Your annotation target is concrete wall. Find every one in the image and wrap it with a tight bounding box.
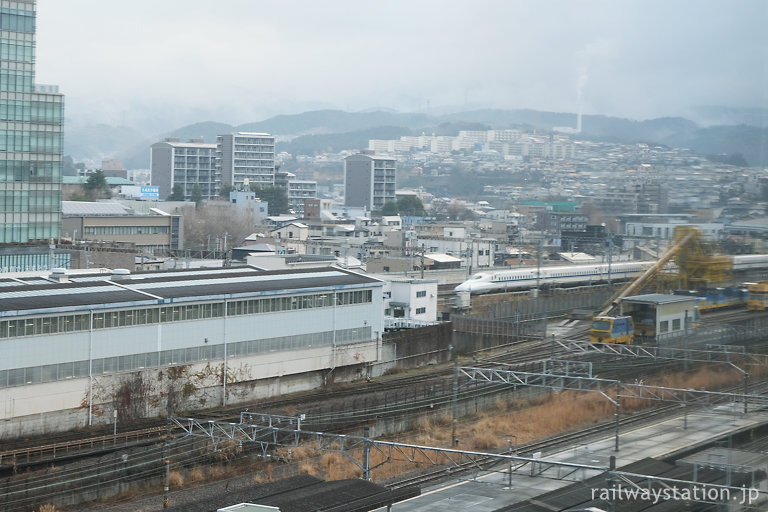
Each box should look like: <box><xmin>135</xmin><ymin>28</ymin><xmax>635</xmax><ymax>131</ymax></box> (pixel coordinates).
<box><xmin>150</xmin><ymin>143</ymin><xmax>173</xmax><ymax>198</ymax></box>
<box><xmin>344</xmin><ymin>156</ymin><xmax>372</xmax><ymax>208</ymax></box>
<box><xmin>1</xmin><ymin>299</ymin><xmax>382</xmax><ymax>371</ymax></box>
<box><xmin>382</xmin><ymin>323</ymin><xmax>453</xmax><ymax>366</ymax></box>
<box><xmin>0</xmin><ymin>338</ymin><xmax>379</xmax><ymax>438</ymax></box>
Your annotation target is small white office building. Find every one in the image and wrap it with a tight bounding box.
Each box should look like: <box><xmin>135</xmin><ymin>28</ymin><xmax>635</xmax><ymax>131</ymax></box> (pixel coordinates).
<box><xmin>381</xmin><ymin>277</ymin><xmax>439</xmax><ymax>329</ymax></box>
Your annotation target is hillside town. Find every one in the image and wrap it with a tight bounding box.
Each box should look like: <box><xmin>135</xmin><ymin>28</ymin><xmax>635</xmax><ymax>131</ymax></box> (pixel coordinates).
<box><xmin>4</xmin><ymin>2</ymin><xmax>768</xmax><ymax>511</ymax></box>
<box><xmin>33</xmin><ymin>126</ymin><xmax>764</xmax><ymax>328</ymax></box>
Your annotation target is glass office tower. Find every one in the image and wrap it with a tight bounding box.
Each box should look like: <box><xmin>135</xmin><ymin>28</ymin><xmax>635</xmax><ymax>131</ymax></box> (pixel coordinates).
<box><xmin>0</xmin><ymin>0</ymin><xmax>64</xmax><ymax>243</ymax></box>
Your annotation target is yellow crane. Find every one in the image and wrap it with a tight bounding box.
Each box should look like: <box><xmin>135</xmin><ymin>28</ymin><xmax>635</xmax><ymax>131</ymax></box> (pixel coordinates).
<box><xmin>597</xmin><ymin>227</ymin><xmax>699</xmax><ymax>318</ymax></box>
<box><xmin>590</xmin><ymin>226</ymin><xmax>728</xmax><ymax>344</ymax></box>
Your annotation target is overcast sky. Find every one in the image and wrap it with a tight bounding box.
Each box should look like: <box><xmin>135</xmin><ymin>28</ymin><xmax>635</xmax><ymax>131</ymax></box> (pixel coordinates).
<box><xmin>36</xmin><ymin>0</ymin><xmax>767</xmax><ymax>132</ymax></box>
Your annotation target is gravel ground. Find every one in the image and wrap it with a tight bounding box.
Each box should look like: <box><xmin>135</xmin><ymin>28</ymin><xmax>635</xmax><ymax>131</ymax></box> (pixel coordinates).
<box><xmin>79</xmin><ymin>470</ymin><xmax>261</xmax><ymax>512</ymax></box>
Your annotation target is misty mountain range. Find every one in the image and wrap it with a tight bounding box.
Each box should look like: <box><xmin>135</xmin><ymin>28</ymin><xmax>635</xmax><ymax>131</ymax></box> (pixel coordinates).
<box><xmin>64</xmin><ymin>107</ymin><xmax>768</xmax><ymax>169</ymax></box>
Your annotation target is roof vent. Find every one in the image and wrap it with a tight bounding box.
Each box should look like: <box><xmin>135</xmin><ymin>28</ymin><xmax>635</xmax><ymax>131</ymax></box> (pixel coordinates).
<box><xmin>49</xmin><ymin>268</ymin><xmax>69</xmax><ymax>283</ymax></box>
<box><xmin>111</xmin><ymin>268</ymin><xmax>131</xmax><ymax>281</ymax></box>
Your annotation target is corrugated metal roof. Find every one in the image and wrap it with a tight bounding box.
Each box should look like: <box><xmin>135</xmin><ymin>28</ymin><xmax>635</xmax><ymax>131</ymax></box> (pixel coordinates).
<box><xmin>622</xmin><ymin>293</ymin><xmax>701</xmax><ymax>305</ymax></box>
<box><xmin>0</xmin><ymin>267</ymin><xmax>382</xmax><ymax>314</ymax></box>
<box><xmin>61</xmin><ymin>201</ymin><xmax>131</xmax><ymax>216</ymax></box>
<box><xmin>425</xmin><ymin>253</ymin><xmax>462</xmax><ymax>263</ymax></box>
<box><xmin>166</xmin><ymin>474</ymin><xmax>419</xmax><ymax>512</ymax></box>
<box><xmin>0</xmin><ymin>282</ymin><xmax>151</xmax><ymax>313</ymax></box>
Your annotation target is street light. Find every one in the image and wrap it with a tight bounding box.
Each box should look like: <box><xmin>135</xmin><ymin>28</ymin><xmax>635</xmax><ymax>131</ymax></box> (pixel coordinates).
<box><xmin>505</xmin><ymin>434</ymin><xmax>517</xmax><ymax>489</ymax></box>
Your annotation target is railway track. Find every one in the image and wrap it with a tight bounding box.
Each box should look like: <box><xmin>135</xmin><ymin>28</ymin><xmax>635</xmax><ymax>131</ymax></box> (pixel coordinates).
<box><xmin>386</xmin><ymin>403</ymin><xmax>681</xmax><ymax>490</ymax></box>
<box><xmin>2</xmin><ymin>320</ymin><xmax>768</xmax><ymax>511</ymax></box>
<box><xmin>2</xmin><ymin>325</ymin><xmax>761</xmax><ymax>471</ymax></box>
<box><xmin>3</xmin><ymin>304</ymin><xmax>763</xmax><ymax>456</ymax></box>
<box><xmin>0</xmin><ymin>338</ymin><xmax>542</xmax><ymax>470</ymax></box>
<box><xmin>387</xmin><ymin>377</ymin><xmax>768</xmax><ymax>491</ymax></box>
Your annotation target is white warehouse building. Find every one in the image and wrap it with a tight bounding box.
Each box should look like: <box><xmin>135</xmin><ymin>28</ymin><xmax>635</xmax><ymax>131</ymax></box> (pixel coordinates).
<box><xmin>0</xmin><ymin>266</ymin><xmax>384</xmax><ymax>437</ymax></box>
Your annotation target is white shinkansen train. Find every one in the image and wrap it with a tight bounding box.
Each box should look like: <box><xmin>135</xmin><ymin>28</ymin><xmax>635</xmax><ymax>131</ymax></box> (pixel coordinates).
<box><xmin>454</xmin><ymin>254</ymin><xmax>768</xmax><ymax>295</ymax></box>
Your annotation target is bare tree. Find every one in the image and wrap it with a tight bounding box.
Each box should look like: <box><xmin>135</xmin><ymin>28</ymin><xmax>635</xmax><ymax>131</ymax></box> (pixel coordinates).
<box><xmin>446</xmin><ymin>201</ymin><xmax>476</xmax><ymax>221</ymax></box>
<box><xmin>182</xmin><ymin>204</ymin><xmax>256</xmax><ymax>252</ymax></box>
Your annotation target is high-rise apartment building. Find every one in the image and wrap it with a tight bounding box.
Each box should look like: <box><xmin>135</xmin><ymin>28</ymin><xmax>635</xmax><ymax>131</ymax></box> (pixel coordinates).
<box><xmin>217</xmin><ymin>132</ymin><xmax>275</xmax><ymax>190</ymax></box>
<box><xmin>0</xmin><ymin>1</ymin><xmax>64</xmax><ymax>243</ymax></box>
<box><xmin>274</xmin><ymin>169</ymin><xmax>317</xmax><ymax>215</ymax></box>
<box><xmin>344</xmin><ymin>153</ymin><xmax>396</xmax><ymax>210</ymax></box>
<box><xmin>150</xmin><ymin>139</ymin><xmax>218</xmax><ymax>200</ymax></box>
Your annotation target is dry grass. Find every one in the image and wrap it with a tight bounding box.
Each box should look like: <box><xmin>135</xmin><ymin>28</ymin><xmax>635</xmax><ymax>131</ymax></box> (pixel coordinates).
<box><xmin>620</xmin><ymin>366</ymin><xmax>743</xmax><ymax>412</ymax></box>
<box><xmin>167</xmin><ymin>470</ymin><xmax>184</xmax><ymax>489</ymax></box>
<box><xmin>213</xmin><ymin>440</ymin><xmax>242</xmax><ymax>461</ymax></box>
<box><xmin>149</xmin><ymin>364</ymin><xmax>754</xmax><ymax>488</ymax></box>
<box><xmin>38</xmin><ymin>505</ymin><xmax>57</xmax><ymax>512</ymax></box>
<box><xmin>449</xmin><ymin>364</ymin><xmax>748</xmax><ymax>452</ymax></box>
<box><xmin>284</xmin><ymin>363</ymin><xmax>753</xmax><ymax>482</ymax></box>
<box><xmin>298</xmin><ymin>461</ymin><xmax>319</xmax><ymax>476</ymax></box>
<box><xmin>383</xmin><ymin>366</ymin><xmax>406</xmax><ymax>376</ymax></box>
<box><xmin>188</xmin><ymin>467</ymin><xmax>205</xmax><ymax>483</ymax></box>
<box><xmin>205</xmin><ymin>465</ymin><xmax>226</xmax><ymax>480</ymax></box>
<box><xmin>285</xmin><ymin>445</ymin><xmax>322</xmax><ymax>461</ymax></box>
<box><xmin>320</xmin><ymin>453</ymin><xmax>357</xmax><ymax>480</ymax></box>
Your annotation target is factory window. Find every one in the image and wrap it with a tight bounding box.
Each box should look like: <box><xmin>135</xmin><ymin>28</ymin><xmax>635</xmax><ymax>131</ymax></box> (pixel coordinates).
<box><xmin>672</xmin><ymin>319</ymin><xmax>681</xmax><ymax>331</ymax></box>
<box><xmin>416</xmin><ymin>290</ymin><xmax>427</xmax><ymax>298</ymax></box>
<box><xmin>415</xmin><ymin>307</ymin><xmax>426</xmax><ymax>314</ymax></box>
<box><xmin>224</xmin><ymin>290</ymin><xmax>373</xmax><ymax>318</ymax></box>
<box><xmin>60</xmin><ymin>315</ymin><xmax>73</xmax><ymax>332</ymax></box>
<box><xmin>659</xmin><ymin>320</ymin><xmax>669</xmax><ymax>333</ymax></box>
<box><xmin>0</xmin><ymin>289</ymin><xmax>374</xmax><ymax>341</ymax></box>
<box><xmin>0</xmin><ymin>324</ymin><xmax>374</xmax><ymax>389</ymax></box>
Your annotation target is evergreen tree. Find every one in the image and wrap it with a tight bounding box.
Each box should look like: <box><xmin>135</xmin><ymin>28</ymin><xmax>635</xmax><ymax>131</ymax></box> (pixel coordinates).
<box><xmin>250</xmin><ymin>184</ymin><xmax>289</xmax><ymax>215</ymax></box>
<box><xmin>380</xmin><ymin>200</ymin><xmax>399</xmax><ymax>216</ymax></box>
<box><xmin>167</xmin><ymin>183</ymin><xmax>186</xmax><ymax>201</ymax></box>
<box><xmin>190</xmin><ymin>184</ymin><xmax>203</xmax><ymax>207</ymax></box>
<box><xmin>83</xmin><ymin>170</ymin><xmax>110</xmax><ymax>200</ymax></box>
<box><xmin>397</xmin><ymin>196</ymin><xmax>426</xmax><ymax>216</ymax></box>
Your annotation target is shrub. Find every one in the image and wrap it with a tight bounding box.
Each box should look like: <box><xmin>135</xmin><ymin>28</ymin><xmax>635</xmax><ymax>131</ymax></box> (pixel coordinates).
<box><xmin>168</xmin><ymin>470</ymin><xmax>184</xmax><ymax>489</ymax></box>
<box><xmin>188</xmin><ymin>467</ymin><xmax>204</xmax><ymax>482</ymax></box>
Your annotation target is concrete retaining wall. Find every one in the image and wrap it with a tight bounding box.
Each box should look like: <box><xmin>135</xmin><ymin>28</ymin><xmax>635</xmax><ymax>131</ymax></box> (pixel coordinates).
<box><xmin>0</xmin><ymin>340</ymin><xmax>377</xmax><ymax>439</ymax></box>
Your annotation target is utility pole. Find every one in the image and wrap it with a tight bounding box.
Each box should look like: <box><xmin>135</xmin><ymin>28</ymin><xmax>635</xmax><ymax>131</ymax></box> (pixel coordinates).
<box><xmin>363</xmin><ymin>426</ymin><xmax>371</xmax><ymax>481</ymax></box>
<box><xmin>607</xmin><ymin>235</ymin><xmax>613</xmax><ymax>287</ymax></box>
<box><xmin>420</xmin><ymin>244</ymin><xmax>425</xmax><ymax>279</ymax></box>
<box><xmin>532</xmin><ymin>238</ymin><xmax>542</xmax><ymax>298</ymax></box>
<box><xmin>465</xmin><ymin>236</ymin><xmax>472</xmax><ymax>278</ymax></box>
<box><xmin>451</xmin><ymin>362</ymin><xmax>459</xmax><ymax>447</ymax></box>
<box><xmin>163</xmin><ymin>458</ymin><xmax>170</xmax><ymax>508</ymax></box>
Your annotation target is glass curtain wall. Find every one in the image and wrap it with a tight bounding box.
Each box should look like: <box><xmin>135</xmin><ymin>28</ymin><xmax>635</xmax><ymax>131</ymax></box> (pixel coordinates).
<box><xmin>0</xmin><ymin>1</ymin><xmax>64</xmax><ymax>243</ymax></box>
